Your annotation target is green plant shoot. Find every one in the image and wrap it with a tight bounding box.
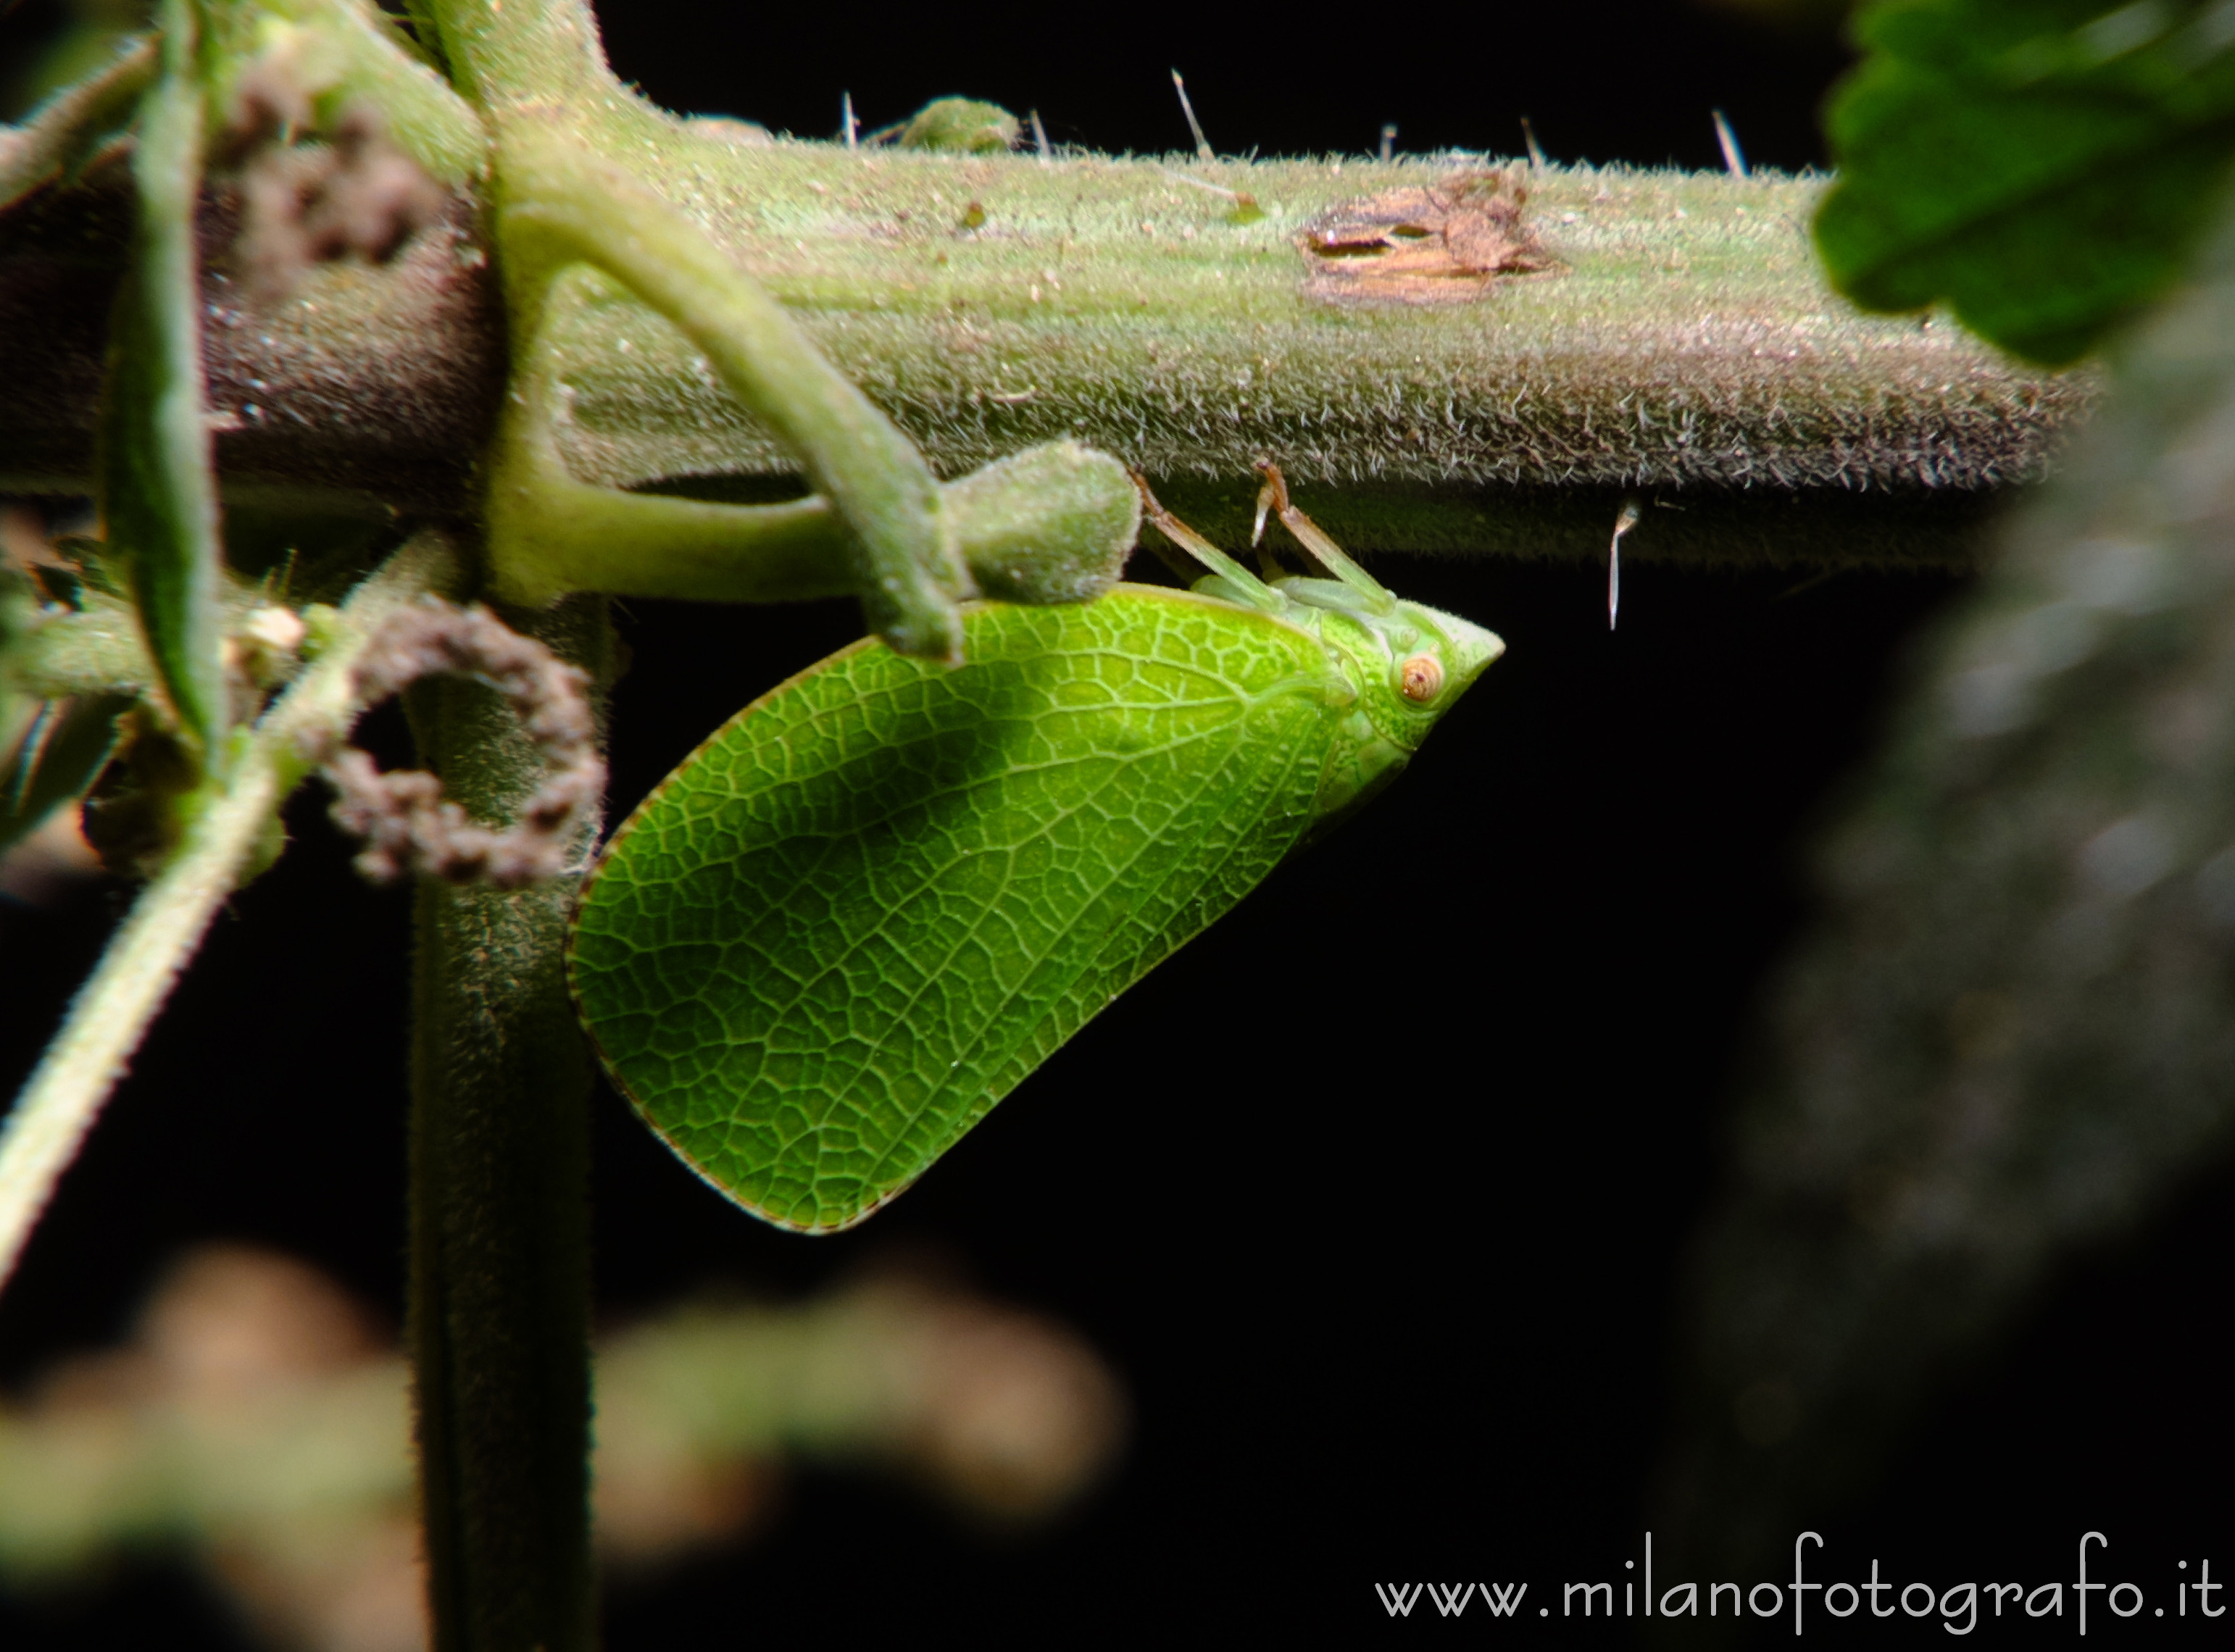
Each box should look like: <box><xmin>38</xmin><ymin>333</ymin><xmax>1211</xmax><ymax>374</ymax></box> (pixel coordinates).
<box><xmin>566</xmin><ymin>470</ymin><xmax>1504</xmax><ymax>1232</ymax></box>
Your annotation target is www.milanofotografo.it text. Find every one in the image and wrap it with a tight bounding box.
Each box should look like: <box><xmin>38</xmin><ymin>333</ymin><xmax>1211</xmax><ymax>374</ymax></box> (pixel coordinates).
<box><xmin>1375</xmin><ymin>1535</ymin><xmax>2226</xmax><ymax>1632</ymax></box>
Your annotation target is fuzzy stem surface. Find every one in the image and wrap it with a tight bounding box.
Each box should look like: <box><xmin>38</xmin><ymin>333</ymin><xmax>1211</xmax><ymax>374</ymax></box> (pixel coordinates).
<box><xmin>1</xmin><ymin>156</ymin><xmax>2090</xmax><ymax>567</ymax></box>
<box><xmin>404</xmin><ymin>592</ymin><xmax>609</xmax><ymax>1652</ymax></box>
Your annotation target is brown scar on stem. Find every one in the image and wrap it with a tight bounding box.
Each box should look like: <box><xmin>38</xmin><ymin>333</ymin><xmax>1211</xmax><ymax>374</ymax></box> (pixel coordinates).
<box><xmin>1295</xmin><ymin>170</ymin><xmax>1557</xmax><ymax>306</ymax></box>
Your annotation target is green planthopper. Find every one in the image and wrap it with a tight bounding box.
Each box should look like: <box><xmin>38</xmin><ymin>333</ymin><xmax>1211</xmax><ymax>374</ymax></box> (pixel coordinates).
<box><xmin>567</xmin><ymin>467</ymin><xmax>1504</xmax><ymax>1231</ymax></box>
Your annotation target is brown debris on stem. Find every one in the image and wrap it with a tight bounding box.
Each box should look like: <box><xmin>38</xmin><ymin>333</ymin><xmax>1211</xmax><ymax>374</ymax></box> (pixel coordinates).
<box><xmin>224</xmin><ymin>64</ymin><xmax>449</xmax><ymax>308</ymax></box>
<box><xmin>1297</xmin><ymin>170</ymin><xmax>1555</xmax><ymax>306</ymax></box>
<box><xmin>305</xmin><ymin>600</ymin><xmax>602</xmax><ymax>889</ymax></box>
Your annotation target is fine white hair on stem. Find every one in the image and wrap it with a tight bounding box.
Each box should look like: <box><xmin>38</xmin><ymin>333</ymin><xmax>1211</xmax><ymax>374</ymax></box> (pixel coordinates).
<box><xmin>1170</xmin><ymin>69</ymin><xmax>1213</xmax><ymax>162</ymax></box>
<box><xmin>1610</xmin><ymin>500</ymin><xmax>1642</xmax><ymax>630</ymax></box>
<box><xmin>1714</xmin><ymin>109</ymin><xmax>1748</xmax><ymax>179</ymax></box>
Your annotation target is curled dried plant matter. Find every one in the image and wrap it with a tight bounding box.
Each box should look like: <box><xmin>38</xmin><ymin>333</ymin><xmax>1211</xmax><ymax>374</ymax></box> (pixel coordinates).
<box><xmin>228</xmin><ymin>78</ymin><xmax>449</xmax><ymax>307</ymax></box>
<box><xmin>1297</xmin><ymin>170</ymin><xmax>1554</xmax><ymax>306</ymax></box>
<box><xmin>307</xmin><ymin>600</ymin><xmax>602</xmax><ymax>889</ymax></box>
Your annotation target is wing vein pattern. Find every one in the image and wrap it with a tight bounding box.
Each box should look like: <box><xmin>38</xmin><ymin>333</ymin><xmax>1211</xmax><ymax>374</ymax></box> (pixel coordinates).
<box><xmin>570</xmin><ymin>592</ymin><xmax>1334</xmax><ymax>1230</ymax></box>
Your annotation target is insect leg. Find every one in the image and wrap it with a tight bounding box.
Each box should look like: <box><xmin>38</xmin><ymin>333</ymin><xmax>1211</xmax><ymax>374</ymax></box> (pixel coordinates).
<box><xmin>1132</xmin><ymin>512</ymin><xmax>1202</xmax><ymax>584</ymax></box>
<box><xmin>1130</xmin><ymin>474</ymin><xmax>1287</xmax><ymax>612</ymax></box>
<box><xmin>1252</xmin><ymin>464</ymin><xmax>1397</xmax><ymax>615</ymax></box>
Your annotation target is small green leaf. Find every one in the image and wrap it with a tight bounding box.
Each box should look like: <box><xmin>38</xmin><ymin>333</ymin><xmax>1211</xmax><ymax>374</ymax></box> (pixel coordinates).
<box><xmin>99</xmin><ymin>0</ymin><xmax>228</xmax><ymax>762</ymax></box>
<box><xmin>1</xmin><ymin>537</ymin><xmax>129</xmax><ymax>854</ymax></box>
<box><xmin>1817</xmin><ymin>0</ymin><xmax>2235</xmax><ymax>364</ymax></box>
<box><xmin>1</xmin><ymin>694</ymin><xmax>130</xmax><ymax>855</ymax></box>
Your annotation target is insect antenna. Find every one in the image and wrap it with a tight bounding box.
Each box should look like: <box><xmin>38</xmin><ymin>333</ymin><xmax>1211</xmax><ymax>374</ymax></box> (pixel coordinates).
<box><xmin>1130</xmin><ymin>474</ymin><xmax>1284</xmax><ymax>611</ymax></box>
<box><xmin>1252</xmin><ymin>464</ymin><xmax>1397</xmax><ymax>614</ymax></box>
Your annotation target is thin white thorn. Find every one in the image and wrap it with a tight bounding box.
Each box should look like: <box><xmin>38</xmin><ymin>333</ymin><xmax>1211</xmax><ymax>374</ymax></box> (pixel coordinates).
<box><xmin>842</xmin><ymin>91</ymin><xmax>857</xmax><ymax>151</ymax></box>
<box><xmin>1154</xmin><ymin>165</ymin><xmax>1241</xmax><ymax>200</ymax></box>
<box><xmin>1171</xmin><ymin>69</ymin><xmax>1214</xmax><ymax>162</ymax></box>
<box><xmin>1713</xmin><ymin>109</ymin><xmax>1747</xmax><ymax>179</ymax></box>
<box><xmin>1520</xmin><ymin>115</ymin><xmax>1548</xmax><ymax>168</ymax></box>
<box><xmin>1609</xmin><ymin>501</ymin><xmax>1641</xmax><ymax>630</ymax></box>
<box><xmin>1031</xmin><ymin>108</ymin><xmax>1052</xmax><ymax>164</ymax></box>
<box><xmin>1379</xmin><ymin>123</ymin><xmax>1397</xmax><ymax>163</ymax></box>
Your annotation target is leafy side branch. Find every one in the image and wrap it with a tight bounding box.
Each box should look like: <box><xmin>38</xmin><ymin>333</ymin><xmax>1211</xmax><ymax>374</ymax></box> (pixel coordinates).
<box><xmin>0</xmin><ymin>531</ymin><xmax>459</xmax><ymax>1286</ymax></box>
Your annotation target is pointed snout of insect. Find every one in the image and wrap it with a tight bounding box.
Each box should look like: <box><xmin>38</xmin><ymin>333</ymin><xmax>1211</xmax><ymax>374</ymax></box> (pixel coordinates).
<box><xmin>1429</xmin><ymin>608</ymin><xmax>1506</xmax><ymax>693</ymax></box>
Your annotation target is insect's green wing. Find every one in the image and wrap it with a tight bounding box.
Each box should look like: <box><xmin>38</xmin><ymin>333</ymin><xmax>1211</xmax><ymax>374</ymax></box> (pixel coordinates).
<box><xmin>568</xmin><ymin>587</ymin><xmax>1340</xmax><ymax>1231</ymax></box>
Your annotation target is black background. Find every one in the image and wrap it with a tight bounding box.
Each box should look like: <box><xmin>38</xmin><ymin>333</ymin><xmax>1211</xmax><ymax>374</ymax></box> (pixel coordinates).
<box><xmin>4</xmin><ymin>1</ymin><xmax>2231</xmax><ymax>1643</ymax></box>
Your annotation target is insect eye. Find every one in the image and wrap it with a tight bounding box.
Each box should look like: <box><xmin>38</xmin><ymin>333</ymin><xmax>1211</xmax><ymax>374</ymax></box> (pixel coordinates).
<box><xmin>1399</xmin><ymin>652</ymin><xmax>1444</xmax><ymax>702</ymax></box>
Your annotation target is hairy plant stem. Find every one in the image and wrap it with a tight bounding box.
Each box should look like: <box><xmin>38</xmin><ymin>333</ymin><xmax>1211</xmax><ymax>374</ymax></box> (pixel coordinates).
<box><xmin>0</xmin><ymin>533</ymin><xmax>456</xmax><ymax>1291</ymax></box>
<box><xmin>394</xmin><ymin>12</ymin><xmax>619</xmax><ymax>1646</ymax></box>
<box><xmin>404</xmin><ymin>592</ymin><xmax>609</xmax><ymax>1652</ymax></box>
<box><xmin>1</xmin><ymin>153</ymin><xmax>2091</xmax><ymax>566</ymax></box>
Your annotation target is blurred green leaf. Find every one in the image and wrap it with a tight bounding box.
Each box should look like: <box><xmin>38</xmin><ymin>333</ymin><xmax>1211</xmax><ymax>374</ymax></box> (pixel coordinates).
<box><xmin>1818</xmin><ymin>0</ymin><xmax>2235</xmax><ymax>363</ymax></box>
<box><xmin>1</xmin><ymin>693</ymin><xmax>128</xmax><ymax>854</ymax></box>
<box><xmin>98</xmin><ymin>0</ymin><xmax>226</xmax><ymax>761</ymax></box>
<box><xmin>0</xmin><ymin>31</ymin><xmax>154</xmax><ymax>210</ymax></box>
<box><xmin>1667</xmin><ymin>166</ymin><xmax>2235</xmax><ymax>1577</ymax></box>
